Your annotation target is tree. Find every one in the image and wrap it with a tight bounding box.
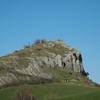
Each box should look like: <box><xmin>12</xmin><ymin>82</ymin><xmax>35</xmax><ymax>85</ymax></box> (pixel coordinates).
<box><xmin>16</xmin><ymin>86</ymin><xmax>36</xmax><ymax>100</ymax></box>
<box><xmin>82</xmin><ymin>70</ymin><xmax>89</xmax><ymax>76</ymax></box>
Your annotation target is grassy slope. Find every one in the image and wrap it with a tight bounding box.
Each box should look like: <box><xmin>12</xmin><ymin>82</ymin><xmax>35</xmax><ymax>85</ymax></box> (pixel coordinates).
<box><xmin>0</xmin><ymin>42</ymin><xmax>99</xmax><ymax>100</ymax></box>
<box><xmin>0</xmin><ymin>83</ymin><xmax>100</xmax><ymax>100</ymax></box>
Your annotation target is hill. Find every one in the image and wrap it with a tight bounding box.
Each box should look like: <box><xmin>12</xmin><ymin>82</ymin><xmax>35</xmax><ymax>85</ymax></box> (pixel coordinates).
<box><xmin>0</xmin><ymin>40</ymin><xmax>96</xmax><ymax>87</ymax></box>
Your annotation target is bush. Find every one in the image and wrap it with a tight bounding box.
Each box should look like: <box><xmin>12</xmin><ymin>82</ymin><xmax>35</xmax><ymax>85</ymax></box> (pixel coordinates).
<box><xmin>41</xmin><ymin>39</ymin><xmax>47</xmax><ymax>43</ymax></box>
<box><xmin>24</xmin><ymin>45</ymin><xmax>31</xmax><ymax>49</ymax></box>
<box><xmin>16</xmin><ymin>86</ymin><xmax>36</xmax><ymax>100</ymax></box>
<box><xmin>34</xmin><ymin>39</ymin><xmax>41</xmax><ymax>44</ymax></box>
<box><xmin>14</xmin><ymin>50</ymin><xmax>19</xmax><ymax>53</ymax></box>
<box><xmin>81</xmin><ymin>70</ymin><xmax>89</xmax><ymax>76</ymax></box>
<box><xmin>34</xmin><ymin>39</ymin><xmax>47</xmax><ymax>45</ymax></box>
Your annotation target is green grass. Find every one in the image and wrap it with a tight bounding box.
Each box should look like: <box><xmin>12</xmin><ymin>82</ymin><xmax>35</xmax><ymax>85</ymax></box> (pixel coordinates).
<box><xmin>0</xmin><ymin>83</ymin><xmax>100</xmax><ymax>100</ymax></box>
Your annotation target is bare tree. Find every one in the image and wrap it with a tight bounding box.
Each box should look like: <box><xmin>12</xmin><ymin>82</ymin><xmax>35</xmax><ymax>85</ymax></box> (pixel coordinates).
<box><xmin>16</xmin><ymin>86</ymin><xmax>36</xmax><ymax>100</ymax></box>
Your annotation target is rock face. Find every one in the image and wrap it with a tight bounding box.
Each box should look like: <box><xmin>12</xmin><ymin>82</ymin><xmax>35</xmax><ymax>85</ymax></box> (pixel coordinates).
<box><xmin>0</xmin><ymin>40</ymin><xmax>87</xmax><ymax>87</ymax></box>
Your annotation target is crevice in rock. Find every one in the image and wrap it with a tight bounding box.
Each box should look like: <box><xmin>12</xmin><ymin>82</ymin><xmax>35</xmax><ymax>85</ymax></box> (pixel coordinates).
<box><xmin>79</xmin><ymin>54</ymin><xmax>82</xmax><ymax>63</ymax></box>
<box><xmin>73</xmin><ymin>53</ymin><xmax>77</xmax><ymax>62</ymax></box>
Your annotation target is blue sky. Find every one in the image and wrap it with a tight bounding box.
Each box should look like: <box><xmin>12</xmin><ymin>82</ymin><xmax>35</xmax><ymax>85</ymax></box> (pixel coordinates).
<box><xmin>0</xmin><ymin>0</ymin><xmax>100</xmax><ymax>83</ymax></box>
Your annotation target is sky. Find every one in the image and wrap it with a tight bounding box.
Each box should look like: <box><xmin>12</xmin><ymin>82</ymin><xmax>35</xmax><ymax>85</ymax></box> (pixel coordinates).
<box><xmin>0</xmin><ymin>0</ymin><xmax>100</xmax><ymax>83</ymax></box>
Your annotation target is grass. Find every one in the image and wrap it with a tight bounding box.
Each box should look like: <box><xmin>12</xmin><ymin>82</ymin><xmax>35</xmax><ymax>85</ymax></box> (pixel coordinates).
<box><xmin>0</xmin><ymin>41</ymin><xmax>99</xmax><ymax>100</ymax></box>
<box><xmin>0</xmin><ymin>83</ymin><xmax>100</xmax><ymax>100</ymax></box>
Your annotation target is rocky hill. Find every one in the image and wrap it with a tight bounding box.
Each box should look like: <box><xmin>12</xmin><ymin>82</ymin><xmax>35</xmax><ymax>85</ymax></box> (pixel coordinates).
<box><xmin>0</xmin><ymin>40</ymin><xmax>91</xmax><ymax>88</ymax></box>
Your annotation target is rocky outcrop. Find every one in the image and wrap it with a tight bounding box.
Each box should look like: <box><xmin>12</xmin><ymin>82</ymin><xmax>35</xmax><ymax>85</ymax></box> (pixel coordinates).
<box><xmin>0</xmin><ymin>40</ymin><xmax>87</xmax><ymax>87</ymax></box>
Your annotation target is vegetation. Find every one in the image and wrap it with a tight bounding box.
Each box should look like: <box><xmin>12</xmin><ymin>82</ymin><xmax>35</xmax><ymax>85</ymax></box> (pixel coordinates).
<box><xmin>0</xmin><ymin>40</ymin><xmax>99</xmax><ymax>100</ymax></box>
<box><xmin>0</xmin><ymin>83</ymin><xmax>100</xmax><ymax>100</ymax></box>
<box><xmin>16</xmin><ymin>86</ymin><xmax>36</xmax><ymax>100</ymax></box>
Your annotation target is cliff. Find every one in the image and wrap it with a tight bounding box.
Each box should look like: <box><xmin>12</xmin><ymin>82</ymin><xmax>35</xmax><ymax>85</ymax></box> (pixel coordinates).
<box><xmin>0</xmin><ymin>40</ymin><xmax>89</xmax><ymax>87</ymax></box>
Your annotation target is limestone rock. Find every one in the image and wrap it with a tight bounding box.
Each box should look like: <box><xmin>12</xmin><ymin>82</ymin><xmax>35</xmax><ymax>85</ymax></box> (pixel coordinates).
<box><xmin>0</xmin><ymin>40</ymin><xmax>87</xmax><ymax>87</ymax></box>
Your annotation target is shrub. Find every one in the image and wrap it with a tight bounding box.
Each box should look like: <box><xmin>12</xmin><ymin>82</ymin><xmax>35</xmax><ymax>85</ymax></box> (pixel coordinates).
<box><xmin>41</xmin><ymin>39</ymin><xmax>47</xmax><ymax>43</ymax></box>
<box><xmin>14</xmin><ymin>50</ymin><xmax>19</xmax><ymax>53</ymax></box>
<box><xmin>16</xmin><ymin>86</ymin><xmax>36</xmax><ymax>100</ymax></box>
<box><xmin>81</xmin><ymin>70</ymin><xmax>89</xmax><ymax>76</ymax></box>
<box><xmin>24</xmin><ymin>45</ymin><xmax>31</xmax><ymax>49</ymax></box>
<box><xmin>34</xmin><ymin>39</ymin><xmax>47</xmax><ymax>45</ymax></box>
<box><xmin>34</xmin><ymin>39</ymin><xmax>41</xmax><ymax>44</ymax></box>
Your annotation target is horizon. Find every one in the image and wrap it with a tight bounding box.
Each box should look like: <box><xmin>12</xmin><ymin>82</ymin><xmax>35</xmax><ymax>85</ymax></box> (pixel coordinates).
<box><xmin>0</xmin><ymin>0</ymin><xmax>100</xmax><ymax>83</ymax></box>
